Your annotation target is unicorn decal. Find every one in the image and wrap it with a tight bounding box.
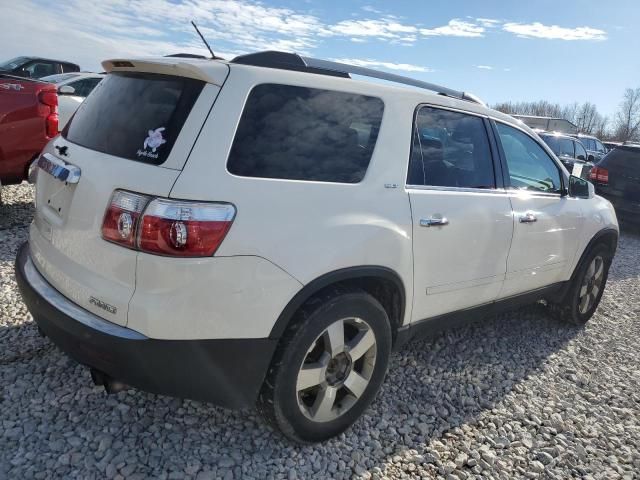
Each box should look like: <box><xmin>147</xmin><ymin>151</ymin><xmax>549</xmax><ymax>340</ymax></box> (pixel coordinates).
<box><xmin>143</xmin><ymin>127</ymin><xmax>166</xmax><ymax>152</ymax></box>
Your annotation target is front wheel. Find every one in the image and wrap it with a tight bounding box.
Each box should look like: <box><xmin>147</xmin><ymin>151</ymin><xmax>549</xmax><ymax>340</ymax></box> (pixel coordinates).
<box><xmin>258</xmin><ymin>288</ymin><xmax>392</xmax><ymax>443</ymax></box>
<box><xmin>550</xmin><ymin>244</ymin><xmax>612</xmax><ymax>325</ymax></box>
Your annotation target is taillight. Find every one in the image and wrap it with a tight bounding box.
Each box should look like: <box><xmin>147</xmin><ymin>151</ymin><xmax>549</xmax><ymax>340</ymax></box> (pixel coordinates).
<box><xmin>38</xmin><ymin>90</ymin><xmax>59</xmax><ymax>137</ymax></box>
<box><xmin>589</xmin><ymin>166</ymin><xmax>609</xmax><ymax>184</ymax></box>
<box><xmin>101</xmin><ymin>190</ymin><xmax>236</xmax><ymax>257</ymax></box>
<box><xmin>39</xmin><ymin>91</ymin><xmax>58</xmax><ymax>108</ymax></box>
<box><xmin>102</xmin><ymin>191</ymin><xmax>150</xmax><ymax>248</ymax></box>
<box><xmin>138</xmin><ymin>199</ymin><xmax>236</xmax><ymax>257</ymax></box>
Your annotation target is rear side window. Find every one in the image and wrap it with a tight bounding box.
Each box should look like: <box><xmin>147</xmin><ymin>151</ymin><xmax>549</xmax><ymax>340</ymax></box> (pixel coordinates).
<box><xmin>227</xmin><ymin>84</ymin><xmax>384</xmax><ymax>183</ymax></box>
<box><xmin>63</xmin><ymin>72</ymin><xmax>204</xmax><ymax>165</ymax></box>
<box><xmin>408</xmin><ymin>106</ymin><xmax>495</xmax><ymax>189</ymax></box>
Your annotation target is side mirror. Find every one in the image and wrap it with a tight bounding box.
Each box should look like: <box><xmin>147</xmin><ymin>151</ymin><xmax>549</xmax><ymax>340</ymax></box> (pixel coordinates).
<box><xmin>568</xmin><ymin>175</ymin><xmax>593</xmax><ymax>199</ymax></box>
<box><xmin>58</xmin><ymin>85</ymin><xmax>75</xmax><ymax>95</ymax></box>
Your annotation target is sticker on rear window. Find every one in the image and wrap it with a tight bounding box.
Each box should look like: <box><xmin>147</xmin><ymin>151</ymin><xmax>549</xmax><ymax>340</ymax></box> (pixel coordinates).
<box><xmin>137</xmin><ymin>127</ymin><xmax>166</xmax><ymax>159</ymax></box>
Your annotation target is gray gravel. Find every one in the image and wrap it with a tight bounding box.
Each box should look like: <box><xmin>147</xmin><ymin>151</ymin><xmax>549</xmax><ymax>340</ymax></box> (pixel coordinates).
<box><xmin>1</xmin><ymin>182</ymin><xmax>639</xmax><ymax>479</ymax></box>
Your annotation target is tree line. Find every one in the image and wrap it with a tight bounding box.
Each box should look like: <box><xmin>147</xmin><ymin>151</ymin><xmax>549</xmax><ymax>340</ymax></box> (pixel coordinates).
<box><xmin>493</xmin><ymin>87</ymin><xmax>640</xmax><ymax>142</ymax></box>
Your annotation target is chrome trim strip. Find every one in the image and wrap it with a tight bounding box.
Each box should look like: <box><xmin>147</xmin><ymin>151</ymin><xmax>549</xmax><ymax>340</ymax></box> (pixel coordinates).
<box><xmin>23</xmin><ymin>252</ymin><xmax>147</xmax><ymax>340</ymax></box>
<box><xmin>37</xmin><ymin>153</ymin><xmax>81</xmax><ymax>184</ymax></box>
<box><xmin>406</xmin><ymin>185</ymin><xmax>508</xmax><ymax>194</ymax></box>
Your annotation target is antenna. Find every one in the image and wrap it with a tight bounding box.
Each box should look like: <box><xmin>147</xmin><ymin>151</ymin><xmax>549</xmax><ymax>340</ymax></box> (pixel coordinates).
<box><xmin>191</xmin><ymin>21</ymin><xmax>216</xmax><ymax>59</ymax></box>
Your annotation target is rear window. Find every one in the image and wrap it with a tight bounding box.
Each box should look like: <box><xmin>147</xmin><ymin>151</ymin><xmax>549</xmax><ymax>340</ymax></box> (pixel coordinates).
<box><xmin>600</xmin><ymin>147</ymin><xmax>640</xmax><ymax>171</ymax></box>
<box><xmin>63</xmin><ymin>72</ymin><xmax>204</xmax><ymax>165</ymax></box>
<box><xmin>227</xmin><ymin>84</ymin><xmax>384</xmax><ymax>183</ymax></box>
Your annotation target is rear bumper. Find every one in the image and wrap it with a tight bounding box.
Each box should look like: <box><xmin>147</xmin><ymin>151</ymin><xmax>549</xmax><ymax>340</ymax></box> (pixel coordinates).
<box><xmin>15</xmin><ymin>242</ymin><xmax>276</xmax><ymax>409</ymax></box>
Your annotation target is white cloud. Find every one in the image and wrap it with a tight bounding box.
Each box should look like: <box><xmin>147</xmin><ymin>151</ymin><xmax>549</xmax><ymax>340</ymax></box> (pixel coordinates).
<box><xmin>329</xmin><ymin>18</ymin><xmax>418</xmax><ymax>44</ymax></box>
<box><xmin>362</xmin><ymin>5</ymin><xmax>383</xmax><ymax>14</ymax></box>
<box><xmin>476</xmin><ymin>18</ymin><xmax>501</xmax><ymax>28</ymax></box>
<box><xmin>475</xmin><ymin>65</ymin><xmax>493</xmax><ymax>70</ymax></box>
<box><xmin>421</xmin><ymin>19</ymin><xmax>485</xmax><ymax>38</ymax></box>
<box><xmin>502</xmin><ymin>22</ymin><xmax>607</xmax><ymax>40</ymax></box>
<box><xmin>332</xmin><ymin>58</ymin><xmax>431</xmax><ymax>73</ymax></box>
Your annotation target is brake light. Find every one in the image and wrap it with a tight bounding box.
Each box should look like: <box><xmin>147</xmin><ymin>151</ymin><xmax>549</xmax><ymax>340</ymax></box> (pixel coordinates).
<box><xmin>102</xmin><ymin>191</ymin><xmax>150</xmax><ymax>248</ymax></box>
<box><xmin>101</xmin><ymin>191</ymin><xmax>236</xmax><ymax>257</ymax></box>
<box><xmin>38</xmin><ymin>90</ymin><xmax>59</xmax><ymax>137</ymax></box>
<box><xmin>589</xmin><ymin>166</ymin><xmax>609</xmax><ymax>184</ymax></box>
<box><xmin>138</xmin><ymin>199</ymin><xmax>236</xmax><ymax>257</ymax></box>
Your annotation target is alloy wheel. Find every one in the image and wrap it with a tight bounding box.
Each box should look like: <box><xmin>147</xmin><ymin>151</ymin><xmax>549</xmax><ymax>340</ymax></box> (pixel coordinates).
<box><xmin>578</xmin><ymin>255</ymin><xmax>605</xmax><ymax>314</ymax></box>
<box><xmin>296</xmin><ymin>317</ymin><xmax>377</xmax><ymax>422</ymax></box>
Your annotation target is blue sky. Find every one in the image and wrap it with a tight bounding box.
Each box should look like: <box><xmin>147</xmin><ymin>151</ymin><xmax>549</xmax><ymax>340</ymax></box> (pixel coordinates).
<box><xmin>1</xmin><ymin>0</ymin><xmax>638</xmax><ymax>117</ymax></box>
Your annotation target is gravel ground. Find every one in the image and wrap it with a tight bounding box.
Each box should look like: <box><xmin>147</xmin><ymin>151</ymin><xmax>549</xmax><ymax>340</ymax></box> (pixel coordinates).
<box><xmin>1</xmin><ymin>182</ymin><xmax>639</xmax><ymax>480</ymax></box>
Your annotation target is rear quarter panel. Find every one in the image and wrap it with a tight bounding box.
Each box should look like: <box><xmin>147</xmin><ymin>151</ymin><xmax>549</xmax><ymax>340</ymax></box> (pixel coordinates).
<box><xmin>169</xmin><ymin>66</ymin><xmax>416</xmax><ymax>327</ymax></box>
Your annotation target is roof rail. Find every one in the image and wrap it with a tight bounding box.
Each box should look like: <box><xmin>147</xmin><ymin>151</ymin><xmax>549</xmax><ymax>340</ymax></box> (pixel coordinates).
<box><xmin>231</xmin><ymin>51</ymin><xmax>485</xmax><ymax>106</ymax></box>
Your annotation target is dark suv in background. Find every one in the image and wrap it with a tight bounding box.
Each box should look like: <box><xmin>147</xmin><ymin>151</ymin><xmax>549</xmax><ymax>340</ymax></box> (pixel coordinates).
<box><xmin>539</xmin><ymin>132</ymin><xmax>593</xmax><ymax>179</ymax></box>
<box><xmin>0</xmin><ymin>56</ymin><xmax>80</xmax><ymax>79</ymax></box>
<box><xmin>571</xmin><ymin>134</ymin><xmax>607</xmax><ymax>163</ymax></box>
<box><xmin>590</xmin><ymin>144</ymin><xmax>640</xmax><ymax>224</ymax></box>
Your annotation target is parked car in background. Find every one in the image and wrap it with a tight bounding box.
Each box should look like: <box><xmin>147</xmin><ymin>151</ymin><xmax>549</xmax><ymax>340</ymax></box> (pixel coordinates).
<box><xmin>40</xmin><ymin>73</ymin><xmax>104</xmax><ymax>129</ymax></box>
<box><xmin>0</xmin><ymin>73</ymin><xmax>58</xmax><ymax>200</ymax></box>
<box><xmin>0</xmin><ymin>57</ymin><xmax>80</xmax><ymax>79</ymax></box>
<box><xmin>603</xmin><ymin>141</ymin><xmax>622</xmax><ymax>152</ymax></box>
<box><xmin>15</xmin><ymin>52</ymin><xmax>618</xmax><ymax>443</ymax></box>
<box><xmin>511</xmin><ymin>114</ymin><xmax>578</xmax><ymax>134</ymax></box>
<box><xmin>539</xmin><ymin>132</ymin><xmax>593</xmax><ymax>179</ymax></box>
<box><xmin>589</xmin><ymin>144</ymin><xmax>640</xmax><ymax>224</ymax></box>
<box><xmin>570</xmin><ymin>134</ymin><xmax>607</xmax><ymax>162</ymax></box>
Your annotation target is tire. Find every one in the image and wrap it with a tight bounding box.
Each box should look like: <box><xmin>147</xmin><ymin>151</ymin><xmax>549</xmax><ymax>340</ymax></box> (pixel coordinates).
<box><xmin>257</xmin><ymin>287</ymin><xmax>392</xmax><ymax>443</ymax></box>
<box><xmin>549</xmin><ymin>243</ymin><xmax>613</xmax><ymax>325</ymax></box>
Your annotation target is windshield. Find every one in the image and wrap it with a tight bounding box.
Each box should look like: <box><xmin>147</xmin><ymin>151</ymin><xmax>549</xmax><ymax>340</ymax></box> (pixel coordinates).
<box><xmin>0</xmin><ymin>56</ymin><xmax>30</xmax><ymax>70</ymax></box>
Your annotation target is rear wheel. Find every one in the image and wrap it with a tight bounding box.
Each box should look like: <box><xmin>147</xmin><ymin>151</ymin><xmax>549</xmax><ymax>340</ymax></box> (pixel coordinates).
<box><xmin>550</xmin><ymin>244</ymin><xmax>612</xmax><ymax>325</ymax></box>
<box><xmin>258</xmin><ymin>288</ymin><xmax>392</xmax><ymax>443</ymax></box>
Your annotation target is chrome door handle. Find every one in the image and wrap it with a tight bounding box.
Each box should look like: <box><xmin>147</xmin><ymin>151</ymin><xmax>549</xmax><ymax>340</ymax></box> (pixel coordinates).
<box><xmin>519</xmin><ymin>212</ymin><xmax>537</xmax><ymax>223</ymax></box>
<box><xmin>420</xmin><ymin>217</ymin><xmax>449</xmax><ymax>227</ymax></box>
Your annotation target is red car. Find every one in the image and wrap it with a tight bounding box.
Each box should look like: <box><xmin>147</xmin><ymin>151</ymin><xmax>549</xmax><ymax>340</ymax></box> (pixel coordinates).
<box><xmin>0</xmin><ymin>74</ymin><xmax>58</xmax><ymax>195</ymax></box>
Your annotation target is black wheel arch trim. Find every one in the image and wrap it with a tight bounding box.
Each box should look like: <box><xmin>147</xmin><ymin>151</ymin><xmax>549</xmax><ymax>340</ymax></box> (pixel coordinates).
<box><xmin>549</xmin><ymin>227</ymin><xmax>618</xmax><ymax>303</ymax></box>
<box><xmin>268</xmin><ymin>266</ymin><xmax>406</xmax><ymax>340</ymax></box>
<box><xmin>575</xmin><ymin>228</ymin><xmax>618</xmax><ymax>275</ymax></box>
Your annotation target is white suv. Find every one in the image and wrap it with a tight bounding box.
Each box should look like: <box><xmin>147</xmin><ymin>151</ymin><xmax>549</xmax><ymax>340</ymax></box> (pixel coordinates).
<box><xmin>16</xmin><ymin>52</ymin><xmax>618</xmax><ymax>443</ymax></box>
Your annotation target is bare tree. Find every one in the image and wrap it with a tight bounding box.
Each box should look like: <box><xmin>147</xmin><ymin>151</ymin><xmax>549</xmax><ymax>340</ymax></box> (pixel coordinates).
<box><xmin>492</xmin><ymin>99</ymin><xmax>609</xmax><ymax>136</ymax></box>
<box><xmin>575</xmin><ymin>102</ymin><xmax>600</xmax><ymax>134</ymax></box>
<box><xmin>614</xmin><ymin>88</ymin><xmax>640</xmax><ymax>142</ymax></box>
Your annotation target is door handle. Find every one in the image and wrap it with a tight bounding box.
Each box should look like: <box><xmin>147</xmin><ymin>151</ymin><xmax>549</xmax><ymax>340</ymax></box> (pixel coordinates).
<box><xmin>420</xmin><ymin>216</ymin><xmax>449</xmax><ymax>227</ymax></box>
<box><xmin>519</xmin><ymin>212</ymin><xmax>537</xmax><ymax>223</ymax></box>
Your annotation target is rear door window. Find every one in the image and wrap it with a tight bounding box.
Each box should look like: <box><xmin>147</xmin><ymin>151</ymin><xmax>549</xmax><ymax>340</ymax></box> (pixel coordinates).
<box><xmin>63</xmin><ymin>72</ymin><xmax>204</xmax><ymax>165</ymax></box>
<box><xmin>408</xmin><ymin>106</ymin><xmax>495</xmax><ymax>189</ymax></box>
<box><xmin>227</xmin><ymin>84</ymin><xmax>384</xmax><ymax>183</ymax></box>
